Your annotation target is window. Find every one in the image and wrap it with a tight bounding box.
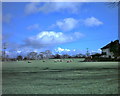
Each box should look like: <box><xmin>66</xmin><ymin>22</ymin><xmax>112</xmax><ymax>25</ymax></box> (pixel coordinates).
<box><xmin>102</xmin><ymin>52</ymin><xmax>106</xmax><ymax>55</ymax></box>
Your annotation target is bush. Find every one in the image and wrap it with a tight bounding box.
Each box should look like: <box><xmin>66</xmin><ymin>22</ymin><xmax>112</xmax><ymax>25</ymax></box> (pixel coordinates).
<box><xmin>92</xmin><ymin>57</ymin><xmax>119</xmax><ymax>62</ymax></box>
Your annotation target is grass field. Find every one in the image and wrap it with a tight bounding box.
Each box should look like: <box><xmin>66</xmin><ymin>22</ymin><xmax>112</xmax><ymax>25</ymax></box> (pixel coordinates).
<box><xmin>2</xmin><ymin>59</ymin><xmax>119</xmax><ymax>94</ymax></box>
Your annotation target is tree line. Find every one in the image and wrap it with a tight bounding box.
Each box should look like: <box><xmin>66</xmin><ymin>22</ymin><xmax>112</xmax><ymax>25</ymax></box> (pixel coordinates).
<box><xmin>1</xmin><ymin>49</ymin><xmax>87</xmax><ymax>61</ymax></box>
<box><xmin>14</xmin><ymin>52</ymin><xmax>86</xmax><ymax>61</ymax></box>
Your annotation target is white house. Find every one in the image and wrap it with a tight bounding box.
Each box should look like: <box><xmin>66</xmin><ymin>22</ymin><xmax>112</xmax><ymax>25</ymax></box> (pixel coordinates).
<box><xmin>101</xmin><ymin>48</ymin><xmax>114</xmax><ymax>58</ymax></box>
<box><xmin>101</xmin><ymin>40</ymin><xmax>119</xmax><ymax>58</ymax></box>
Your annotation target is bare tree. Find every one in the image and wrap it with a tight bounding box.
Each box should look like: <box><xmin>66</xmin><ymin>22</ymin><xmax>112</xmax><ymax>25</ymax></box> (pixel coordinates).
<box><xmin>27</xmin><ymin>52</ymin><xmax>37</xmax><ymax>60</ymax></box>
<box><xmin>62</xmin><ymin>54</ymin><xmax>69</xmax><ymax>59</ymax></box>
<box><xmin>44</xmin><ymin>50</ymin><xmax>52</xmax><ymax>59</ymax></box>
<box><xmin>107</xmin><ymin>0</ymin><xmax>120</xmax><ymax>7</ymax></box>
<box><xmin>40</xmin><ymin>52</ymin><xmax>44</xmax><ymax>59</ymax></box>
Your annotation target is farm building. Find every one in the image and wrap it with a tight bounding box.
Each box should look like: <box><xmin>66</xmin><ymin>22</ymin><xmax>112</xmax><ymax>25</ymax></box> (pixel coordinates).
<box><xmin>101</xmin><ymin>40</ymin><xmax>120</xmax><ymax>58</ymax></box>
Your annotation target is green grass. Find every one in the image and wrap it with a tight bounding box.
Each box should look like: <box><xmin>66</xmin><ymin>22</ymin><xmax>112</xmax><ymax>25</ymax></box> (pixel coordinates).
<box><xmin>2</xmin><ymin>59</ymin><xmax>119</xmax><ymax>94</ymax></box>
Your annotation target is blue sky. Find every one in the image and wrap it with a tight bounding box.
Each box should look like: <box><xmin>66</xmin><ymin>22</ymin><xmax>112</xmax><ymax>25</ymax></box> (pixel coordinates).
<box><xmin>2</xmin><ymin>2</ymin><xmax>118</xmax><ymax>57</ymax></box>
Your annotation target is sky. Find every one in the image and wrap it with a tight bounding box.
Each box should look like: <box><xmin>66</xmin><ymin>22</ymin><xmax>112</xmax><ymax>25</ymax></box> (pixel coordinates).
<box><xmin>2</xmin><ymin>2</ymin><xmax>118</xmax><ymax>57</ymax></box>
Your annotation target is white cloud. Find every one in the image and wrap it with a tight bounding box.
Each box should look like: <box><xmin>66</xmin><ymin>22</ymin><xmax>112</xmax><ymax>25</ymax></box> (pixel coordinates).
<box><xmin>27</xmin><ymin>24</ymin><xmax>40</xmax><ymax>30</ymax></box>
<box><xmin>73</xmin><ymin>49</ymin><xmax>76</xmax><ymax>51</ymax></box>
<box><xmin>54</xmin><ymin>47</ymin><xmax>83</xmax><ymax>55</ymax></box>
<box><xmin>52</xmin><ymin>17</ymin><xmax>102</xmax><ymax>31</ymax></box>
<box><xmin>24</xmin><ymin>31</ymin><xmax>83</xmax><ymax>48</ymax></box>
<box><xmin>98</xmin><ymin>49</ymin><xmax>102</xmax><ymax>52</ymax></box>
<box><xmin>73</xmin><ymin>32</ymin><xmax>84</xmax><ymax>39</ymax></box>
<box><xmin>5</xmin><ymin>51</ymin><xmax>10</xmax><ymax>54</ymax></box>
<box><xmin>25</xmin><ymin>2</ymin><xmax>81</xmax><ymax>15</ymax></box>
<box><xmin>16</xmin><ymin>51</ymin><xmax>22</xmax><ymax>54</ymax></box>
<box><xmin>25</xmin><ymin>3</ymin><xmax>39</xmax><ymax>15</ymax></box>
<box><xmin>91</xmin><ymin>49</ymin><xmax>102</xmax><ymax>54</ymax></box>
<box><xmin>56</xmin><ymin>18</ymin><xmax>79</xmax><ymax>31</ymax></box>
<box><xmin>84</xmin><ymin>17</ymin><xmax>103</xmax><ymax>27</ymax></box>
<box><xmin>2</xmin><ymin>14</ymin><xmax>12</xmax><ymax>23</ymax></box>
<box><xmin>55</xmin><ymin>47</ymin><xmax>71</xmax><ymax>53</ymax></box>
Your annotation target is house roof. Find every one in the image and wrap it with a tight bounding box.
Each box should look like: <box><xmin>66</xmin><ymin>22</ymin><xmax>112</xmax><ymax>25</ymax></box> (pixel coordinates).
<box><xmin>101</xmin><ymin>40</ymin><xmax>120</xmax><ymax>49</ymax></box>
<box><xmin>91</xmin><ymin>53</ymin><xmax>101</xmax><ymax>56</ymax></box>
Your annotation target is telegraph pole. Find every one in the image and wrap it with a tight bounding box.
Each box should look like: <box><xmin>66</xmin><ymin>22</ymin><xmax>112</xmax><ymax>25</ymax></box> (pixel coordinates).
<box><xmin>86</xmin><ymin>48</ymin><xmax>90</xmax><ymax>57</ymax></box>
<box><xmin>3</xmin><ymin>43</ymin><xmax>7</xmax><ymax>61</ymax></box>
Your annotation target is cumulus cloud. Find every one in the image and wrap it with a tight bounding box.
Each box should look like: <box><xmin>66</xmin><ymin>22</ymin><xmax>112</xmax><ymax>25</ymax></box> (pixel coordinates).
<box><xmin>73</xmin><ymin>32</ymin><xmax>84</xmax><ymax>39</ymax></box>
<box><xmin>73</xmin><ymin>49</ymin><xmax>76</xmax><ymax>51</ymax></box>
<box><xmin>27</xmin><ymin>24</ymin><xmax>40</xmax><ymax>30</ymax></box>
<box><xmin>56</xmin><ymin>18</ymin><xmax>79</xmax><ymax>31</ymax></box>
<box><xmin>91</xmin><ymin>49</ymin><xmax>102</xmax><ymax>54</ymax></box>
<box><xmin>98</xmin><ymin>49</ymin><xmax>102</xmax><ymax>52</ymax></box>
<box><xmin>16</xmin><ymin>50</ymin><xmax>22</xmax><ymax>54</ymax></box>
<box><xmin>24</xmin><ymin>31</ymin><xmax>83</xmax><ymax>48</ymax></box>
<box><xmin>55</xmin><ymin>47</ymin><xmax>70</xmax><ymax>53</ymax></box>
<box><xmin>2</xmin><ymin>14</ymin><xmax>12</xmax><ymax>23</ymax></box>
<box><xmin>52</xmin><ymin>17</ymin><xmax>102</xmax><ymax>31</ymax></box>
<box><xmin>84</xmin><ymin>17</ymin><xmax>103</xmax><ymax>27</ymax></box>
<box><xmin>25</xmin><ymin>2</ymin><xmax>81</xmax><ymax>15</ymax></box>
<box><xmin>25</xmin><ymin>3</ymin><xmax>40</xmax><ymax>15</ymax></box>
<box><xmin>54</xmin><ymin>47</ymin><xmax>82</xmax><ymax>55</ymax></box>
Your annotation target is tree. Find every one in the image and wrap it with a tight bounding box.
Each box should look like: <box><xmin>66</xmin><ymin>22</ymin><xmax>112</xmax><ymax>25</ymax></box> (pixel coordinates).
<box><xmin>76</xmin><ymin>53</ymin><xmax>84</xmax><ymax>58</ymax></box>
<box><xmin>44</xmin><ymin>50</ymin><xmax>52</xmax><ymax>59</ymax></box>
<box><xmin>55</xmin><ymin>54</ymin><xmax>61</xmax><ymax>59</ymax></box>
<box><xmin>17</xmin><ymin>55</ymin><xmax>23</xmax><ymax>61</ymax></box>
<box><xmin>6</xmin><ymin>55</ymin><xmax>9</xmax><ymax>61</ymax></box>
<box><xmin>62</xmin><ymin>54</ymin><xmax>70</xmax><ymax>59</ymax></box>
<box><xmin>39</xmin><ymin>52</ymin><xmax>44</xmax><ymax>59</ymax></box>
<box><xmin>36</xmin><ymin>54</ymin><xmax>41</xmax><ymax>60</ymax></box>
<box><xmin>27</xmin><ymin>52</ymin><xmax>37</xmax><ymax>60</ymax></box>
<box><xmin>107</xmin><ymin>1</ymin><xmax>120</xmax><ymax>7</ymax></box>
<box><xmin>23</xmin><ymin>57</ymin><xmax>28</xmax><ymax>60</ymax></box>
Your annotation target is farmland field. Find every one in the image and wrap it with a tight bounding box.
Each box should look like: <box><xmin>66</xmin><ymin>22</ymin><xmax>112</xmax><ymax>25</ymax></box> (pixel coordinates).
<box><xmin>2</xmin><ymin>59</ymin><xmax>119</xmax><ymax>94</ymax></box>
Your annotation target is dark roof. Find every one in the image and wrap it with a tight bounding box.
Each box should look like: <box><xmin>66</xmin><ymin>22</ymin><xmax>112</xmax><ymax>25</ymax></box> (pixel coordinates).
<box><xmin>91</xmin><ymin>53</ymin><xmax>101</xmax><ymax>56</ymax></box>
<box><xmin>101</xmin><ymin>40</ymin><xmax>120</xmax><ymax>49</ymax></box>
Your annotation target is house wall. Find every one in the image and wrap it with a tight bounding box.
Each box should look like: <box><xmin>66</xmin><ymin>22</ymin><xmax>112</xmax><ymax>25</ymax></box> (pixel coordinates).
<box><xmin>101</xmin><ymin>48</ymin><xmax>114</xmax><ymax>58</ymax></box>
